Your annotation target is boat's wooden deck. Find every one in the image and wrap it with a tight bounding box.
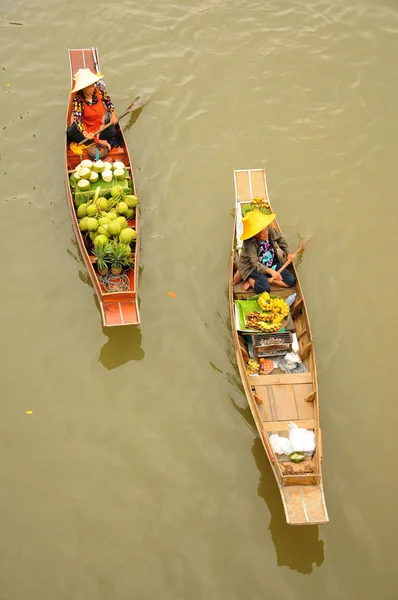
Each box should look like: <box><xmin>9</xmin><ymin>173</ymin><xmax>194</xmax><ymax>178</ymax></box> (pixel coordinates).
<box><xmin>249</xmin><ymin>373</ymin><xmax>314</xmax><ymax>429</ymax></box>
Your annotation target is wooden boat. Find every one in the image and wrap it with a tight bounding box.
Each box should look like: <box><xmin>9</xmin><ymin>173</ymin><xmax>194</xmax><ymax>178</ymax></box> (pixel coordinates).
<box><xmin>229</xmin><ymin>169</ymin><xmax>329</xmax><ymax>525</ymax></box>
<box><xmin>65</xmin><ymin>48</ymin><xmax>140</xmax><ymax>327</ymax></box>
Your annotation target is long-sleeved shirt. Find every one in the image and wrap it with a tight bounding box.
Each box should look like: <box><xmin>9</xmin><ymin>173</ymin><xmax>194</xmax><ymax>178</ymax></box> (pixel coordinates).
<box><xmin>72</xmin><ymin>84</ymin><xmax>115</xmax><ymax>133</ymax></box>
<box><xmin>236</xmin><ymin>227</ymin><xmax>290</xmax><ymax>281</ymax></box>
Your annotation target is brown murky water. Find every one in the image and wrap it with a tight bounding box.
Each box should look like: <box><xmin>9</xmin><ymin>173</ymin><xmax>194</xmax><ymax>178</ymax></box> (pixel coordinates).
<box><xmin>1</xmin><ymin>0</ymin><xmax>398</xmax><ymax>597</ymax></box>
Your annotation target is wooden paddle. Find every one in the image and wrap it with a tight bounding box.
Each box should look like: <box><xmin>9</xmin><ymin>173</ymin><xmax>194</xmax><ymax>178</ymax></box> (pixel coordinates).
<box><xmin>269</xmin><ymin>237</ymin><xmax>310</xmax><ymax>282</ymax></box>
<box><xmin>78</xmin><ymin>93</ymin><xmax>152</xmax><ymax>145</ymax></box>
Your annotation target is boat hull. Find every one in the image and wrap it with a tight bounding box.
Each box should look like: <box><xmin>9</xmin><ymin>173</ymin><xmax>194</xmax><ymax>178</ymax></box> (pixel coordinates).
<box><xmin>65</xmin><ymin>48</ymin><xmax>140</xmax><ymax>326</ymax></box>
<box><xmin>229</xmin><ymin>168</ymin><xmax>328</xmax><ymax>525</ymax></box>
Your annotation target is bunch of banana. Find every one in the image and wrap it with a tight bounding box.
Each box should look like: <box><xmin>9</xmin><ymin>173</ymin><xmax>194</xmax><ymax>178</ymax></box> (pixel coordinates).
<box><xmin>271</xmin><ymin>296</ymin><xmax>289</xmax><ymax>319</ymax></box>
<box><xmin>245</xmin><ymin>359</ymin><xmax>260</xmax><ymax>375</ymax></box>
<box><xmin>251</xmin><ymin>196</ymin><xmax>271</xmax><ymax>212</ymax></box>
<box><xmin>258</xmin><ymin>292</ymin><xmax>271</xmax><ymax>311</ymax></box>
<box><xmin>257</xmin><ymin>321</ymin><xmax>282</xmax><ymax>333</ymax></box>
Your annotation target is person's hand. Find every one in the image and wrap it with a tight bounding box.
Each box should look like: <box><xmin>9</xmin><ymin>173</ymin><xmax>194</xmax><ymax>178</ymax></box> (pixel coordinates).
<box><xmin>267</xmin><ymin>268</ymin><xmax>282</xmax><ymax>281</ymax></box>
<box><xmin>82</xmin><ymin>130</ymin><xmax>94</xmax><ymax>140</ymax></box>
<box><xmin>288</xmin><ymin>253</ymin><xmax>295</xmax><ymax>262</ymax></box>
<box><xmin>110</xmin><ymin>112</ymin><xmax>118</xmax><ymax>125</ymax></box>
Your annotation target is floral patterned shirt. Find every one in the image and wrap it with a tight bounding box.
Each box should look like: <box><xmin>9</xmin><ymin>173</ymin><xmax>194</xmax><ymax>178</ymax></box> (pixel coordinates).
<box><xmin>72</xmin><ymin>84</ymin><xmax>115</xmax><ymax>132</ymax></box>
<box><xmin>258</xmin><ymin>238</ymin><xmax>276</xmax><ymax>268</ymax></box>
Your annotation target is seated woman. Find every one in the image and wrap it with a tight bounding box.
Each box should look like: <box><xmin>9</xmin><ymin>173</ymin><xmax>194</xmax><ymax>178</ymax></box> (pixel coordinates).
<box><xmin>67</xmin><ymin>68</ymin><xmax>119</xmax><ymax>151</ymax></box>
<box><xmin>234</xmin><ymin>210</ymin><xmax>296</xmax><ymax>294</ymax></box>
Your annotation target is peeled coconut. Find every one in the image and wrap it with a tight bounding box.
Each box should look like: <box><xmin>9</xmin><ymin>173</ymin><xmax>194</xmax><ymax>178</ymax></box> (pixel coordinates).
<box><xmin>119</xmin><ymin>228</ymin><xmax>137</xmax><ymax>244</ymax></box>
<box><xmin>80</xmin><ymin>159</ymin><xmax>93</xmax><ymax>169</ymax></box>
<box><xmin>114</xmin><ymin>168</ymin><xmax>125</xmax><ymax>181</ymax></box>
<box><xmin>73</xmin><ymin>170</ymin><xmax>82</xmax><ymax>182</ymax></box>
<box><xmin>111</xmin><ymin>185</ymin><xmax>123</xmax><ymax>198</ymax></box>
<box><xmin>113</xmin><ymin>161</ymin><xmax>124</xmax><ymax>170</ymax></box>
<box><xmin>116</xmin><ymin>201</ymin><xmax>128</xmax><ymax>215</ymax></box>
<box><xmin>93</xmin><ymin>160</ymin><xmax>105</xmax><ymax>173</ymax></box>
<box><xmin>94</xmin><ymin>235</ymin><xmax>109</xmax><ymax>247</ymax></box>
<box><xmin>77</xmin><ymin>179</ymin><xmax>90</xmax><ymax>192</ymax></box>
<box><xmin>103</xmin><ymin>161</ymin><xmax>112</xmax><ymax>171</ymax></box>
<box><xmin>78</xmin><ymin>167</ymin><xmax>91</xmax><ymax>179</ymax></box>
<box><xmin>102</xmin><ymin>170</ymin><xmax>113</xmax><ymax>183</ymax></box>
<box><xmin>89</xmin><ymin>171</ymin><xmax>99</xmax><ymax>183</ymax></box>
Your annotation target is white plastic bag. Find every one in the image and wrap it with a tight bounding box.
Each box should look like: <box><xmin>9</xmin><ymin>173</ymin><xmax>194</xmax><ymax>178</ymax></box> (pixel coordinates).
<box><xmin>288</xmin><ymin>422</ymin><xmax>316</xmax><ymax>455</ymax></box>
<box><xmin>270</xmin><ymin>434</ymin><xmax>293</xmax><ymax>455</ymax></box>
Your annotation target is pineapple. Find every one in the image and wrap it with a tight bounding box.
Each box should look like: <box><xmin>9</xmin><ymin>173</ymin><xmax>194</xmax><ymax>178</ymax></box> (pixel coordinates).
<box><xmin>107</xmin><ymin>242</ymin><xmax>133</xmax><ymax>275</ymax></box>
<box><xmin>93</xmin><ymin>242</ymin><xmax>111</xmax><ymax>276</ymax></box>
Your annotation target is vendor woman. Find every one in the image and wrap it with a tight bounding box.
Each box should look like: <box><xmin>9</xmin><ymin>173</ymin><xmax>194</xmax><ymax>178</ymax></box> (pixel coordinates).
<box><xmin>234</xmin><ymin>210</ymin><xmax>296</xmax><ymax>294</ymax></box>
<box><xmin>67</xmin><ymin>68</ymin><xmax>118</xmax><ymax>150</ymax></box>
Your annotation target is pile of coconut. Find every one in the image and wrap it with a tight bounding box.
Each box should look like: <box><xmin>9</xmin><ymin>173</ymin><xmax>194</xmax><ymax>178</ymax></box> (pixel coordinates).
<box><xmin>73</xmin><ymin>159</ymin><xmax>127</xmax><ymax>192</ymax></box>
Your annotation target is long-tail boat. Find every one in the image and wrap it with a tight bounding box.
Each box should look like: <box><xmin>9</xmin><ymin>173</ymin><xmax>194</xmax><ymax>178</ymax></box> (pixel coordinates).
<box><xmin>65</xmin><ymin>47</ymin><xmax>140</xmax><ymax>326</ymax></box>
<box><xmin>229</xmin><ymin>168</ymin><xmax>329</xmax><ymax>525</ymax></box>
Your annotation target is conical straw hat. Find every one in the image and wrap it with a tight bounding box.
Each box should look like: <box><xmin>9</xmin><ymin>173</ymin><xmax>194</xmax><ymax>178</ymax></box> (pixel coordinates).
<box><xmin>71</xmin><ymin>68</ymin><xmax>103</xmax><ymax>93</ymax></box>
<box><xmin>240</xmin><ymin>210</ymin><xmax>276</xmax><ymax>241</ymax></box>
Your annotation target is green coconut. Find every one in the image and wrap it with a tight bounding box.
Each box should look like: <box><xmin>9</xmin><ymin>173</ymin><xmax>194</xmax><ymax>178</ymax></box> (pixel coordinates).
<box><xmin>94</xmin><ymin>234</ymin><xmax>109</xmax><ymax>247</ymax></box>
<box><xmin>86</xmin><ymin>204</ymin><xmax>98</xmax><ymax>217</ymax></box>
<box><xmin>116</xmin><ymin>201</ymin><xmax>128</xmax><ymax>215</ymax></box>
<box><xmin>119</xmin><ymin>228</ymin><xmax>137</xmax><ymax>244</ymax></box>
<box><xmin>107</xmin><ymin>211</ymin><xmax>118</xmax><ymax>220</ymax></box>
<box><xmin>79</xmin><ymin>217</ymin><xmax>89</xmax><ymax>232</ymax></box>
<box><xmin>115</xmin><ymin>216</ymin><xmax>128</xmax><ymax>230</ymax></box>
<box><xmin>126</xmin><ymin>208</ymin><xmax>135</xmax><ymax>219</ymax></box>
<box><xmin>86</xmin><ymin>218</ymin><xmax>98</xmax><ymax>232</ymax></box>
<box><xmin>97</xmin><ymin>198</ymin><xmax>109</xmax><ymax>211</ymax></box>
<box><xmin>107</xmin><ymin>220</ymin><xmax>122</xmax><ymax>236</ymax></box>
<box><xmin>97</xmin><ymin>225</ymin><xmax>110</xmax><ymax>237</ymax></box>
<box><xmin>77</xmin><ymin>179</ymin><xmax>90</xmax><ymax>192</ymax></box>
<box><xmin>77</xmin><ymin>203</ymin><xmax>88</xmax><ymax>218</ymax></box>
<box><xmin>98</xmin><ymin>216</ymin><xmax>110</xmax><ymax>226</ymax></box>
<box><xmin>124</xmin><ymin>194</ymin><xmax>139</xmax><ymax>208</ymax></box>
<box><xmin>110</xmin><ymin>184</ymin><xmax>123</xmax><ymax>198</ymax></box>
<box><xmin>89</xmin><ymin>231</ymin><xmax>99</xmax><ymax>241</ymax></box>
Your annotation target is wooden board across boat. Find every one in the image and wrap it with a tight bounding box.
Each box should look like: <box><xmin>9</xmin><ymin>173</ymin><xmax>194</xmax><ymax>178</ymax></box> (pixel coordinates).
<box><xmin>65</xmin><ymin>48</ymin><xmax>140</xmax><ymax>327</ymax></box>
<box><xmin>230</xmin><ymin>169</ymin><xmax>329</xmax><ymax>526</ymax></box>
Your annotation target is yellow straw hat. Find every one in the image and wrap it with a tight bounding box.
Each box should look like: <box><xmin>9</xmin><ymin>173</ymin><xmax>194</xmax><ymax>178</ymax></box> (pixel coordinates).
<box><xmin>240</xmin><ymin>210</ymin><xmax>276</xmax><ymax>241</ymax></box>
<box><xmin>71</xmin><ymin>68</ymin><xmax>103</xmax><ymax>93</ymax></box>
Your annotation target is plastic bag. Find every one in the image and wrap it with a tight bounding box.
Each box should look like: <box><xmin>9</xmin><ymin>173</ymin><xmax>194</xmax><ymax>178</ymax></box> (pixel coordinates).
<box><xmin>270</xmin><ymin>434</ymin><xmax>293</xmax><ymax>455</ymax></box>
<box><xmin>288</xmin><ymin>422</ymin><xmax>316</xmax><ymax>455</ymax></box>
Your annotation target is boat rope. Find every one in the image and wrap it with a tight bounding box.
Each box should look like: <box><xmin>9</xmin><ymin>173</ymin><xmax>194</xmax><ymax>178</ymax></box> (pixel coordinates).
<box><xmin>98</xmin><ymin>272</ymin><xmax>130</xmax><ymax>292</ymax></box>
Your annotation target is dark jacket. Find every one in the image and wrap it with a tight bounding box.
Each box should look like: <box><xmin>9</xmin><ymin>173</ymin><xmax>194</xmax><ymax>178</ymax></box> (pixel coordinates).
<box><xmin>236</xmin><ymin>227</ymin><xmax>290</xmax><ymax>281</ymax></box>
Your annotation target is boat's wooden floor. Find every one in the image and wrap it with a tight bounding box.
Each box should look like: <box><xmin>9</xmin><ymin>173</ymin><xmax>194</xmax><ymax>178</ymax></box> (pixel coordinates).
<box><xmin>249</xmin><ymin>372</ymin><xmax>314</xmax><ymax>431</ymax></box>
<box><xmin>282</xmin><ymin>484</ymin><xmax>328</xmax><ymax>525</ymax></box>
